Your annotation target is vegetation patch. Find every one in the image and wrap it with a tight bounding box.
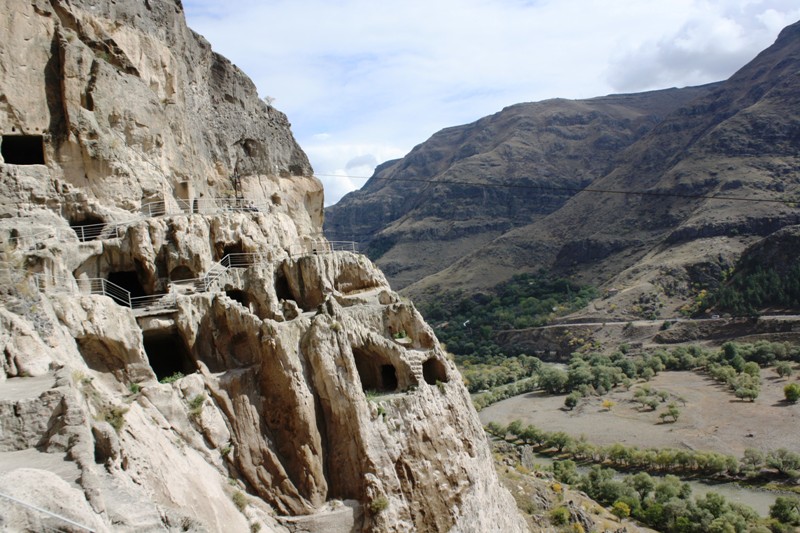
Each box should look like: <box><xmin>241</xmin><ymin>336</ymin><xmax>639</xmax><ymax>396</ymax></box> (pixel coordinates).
<box><xmin>419</xmin><ymin>272</ymin><xmax>596</xmax><ymax>362</ymax></box>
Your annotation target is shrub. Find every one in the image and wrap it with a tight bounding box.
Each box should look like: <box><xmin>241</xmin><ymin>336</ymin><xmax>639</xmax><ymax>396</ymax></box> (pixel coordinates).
<box><xmin>369</xmin><ymin>496</ymin><xmax>389</xmax><ymax>514</ymax></box>
<box><xmin>160</xmin><ymin>372</ymin><xmax>184</xmax><ymax>384</ymax></box>
<box><xmin>785</xmin><ymin>383</ymin><xmax>800</xmax><ymax>403</ymax></box>
<box><xmin>128</xmin><ymin>382</ymin><xmax>141</xmax><ymax>394</ymax></box>
<box><xmin>188</xmin><ymin>394</ymin><xmax>206</xmax><ymax>414</ymax></box>
<box><xmin>99</xmin><ymin>406</ymin><xmax>129</xmax><ymax>433</ymax></box>
<box><xmin>564</xmin><ymin>391</ymin><xmax>581</xmax><ymax>410</ymax></box>
<box><xmin>231</xmin><ymin>490</ymin><xmax>247</xmax><ymax>512</ymax></box>
<box><xmin>612</xmin><ymin>500</ymin><xmax>631</xmax><ymax>519</ymax></box>
<box><xmin>550</xmin><ymin>506</ymin><xmax>570</xmax><ymax>526</ymax></box>
<box><xmin>776</xmin><ymin>361</ymin><xmax>793</xmax><ymax>379</ymax></box>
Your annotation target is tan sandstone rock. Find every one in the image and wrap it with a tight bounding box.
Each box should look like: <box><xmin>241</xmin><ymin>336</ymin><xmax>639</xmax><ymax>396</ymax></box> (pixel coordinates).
<box><xmin>0</xmin><ymin>0</ymin><xmax>527</xmax><ymax>531</ymax></box>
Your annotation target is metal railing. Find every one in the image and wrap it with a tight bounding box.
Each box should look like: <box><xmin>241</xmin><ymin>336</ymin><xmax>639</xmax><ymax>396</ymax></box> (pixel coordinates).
<box><xmin>70</xmin><ymin>222</ymin><xmax>125</xmax><ymax>243</ymax></box>
<box><xmin>31</xmin><ymin>242</ymin><xmax>359</xmax><ymax>314</ymax></box>
<box><xmin>139</xmin><ymin>197</ymin><xmax>272</xmax><ymax>218</ymax></box>
<box><xmin>2</xmin><ymin>196</ymin><xmax>275</xmax><ymax>250</ymax></box>
<box><xmin>0</xmin><ymin>490</ymin><xmax>96</xmax><ymax>532</ymax></box>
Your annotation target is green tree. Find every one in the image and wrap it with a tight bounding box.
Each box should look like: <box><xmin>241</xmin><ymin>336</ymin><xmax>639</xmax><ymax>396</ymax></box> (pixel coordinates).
<box><xmin>564</xmin><ymin>391</ymin><xmax>581</xmax><ymax>410</ymax></box>
<box><xmin>767</xmin><ymin>448</ymin><xmax>800</xmax><ymax>477</ymax></box>
<box><xmin>659</xmin><ymin>403</ymin><xmax>681</xmax><ymax>423</ymax></box>
<box><xmin>506</xmin><ymin>419</ymin><xmax>523</xmax><ymax>439</ymax></box>
<box><xmin>612</xmin><ymin>500</ymin><xmax>631</xmax><ymax>519</ymax></box>
<box><xmin>538</xmin><ymin>366</ymin><xmax>568</xmax><ymax>394</ymax></box>
<box><xmin>546</xmin><ymin>431</ymin><xmax>574</xmax><ymax>453</ymax></box>
<box><xmin>553</xmin><ymin>459</ymin><xmax>580</xmax><ymax>485</ymax></box>
<box><xmin>770</xmin><ymin>496</ymin><xmax>800</xmax><ymax>526</ymax></box>
<box><xmin>776</xmin><ymin>361</ymin><xmax>793</xmax><ymax>379</ymax></box>
<box><xmin>740</xmin><ymin>448</ymin><xmax>765</xmax><ymax>473</ymax></box>
<box><xmin>627</xmin><ymin>472</ymin><xmax>655</xmax><ymax>501</ymax></box>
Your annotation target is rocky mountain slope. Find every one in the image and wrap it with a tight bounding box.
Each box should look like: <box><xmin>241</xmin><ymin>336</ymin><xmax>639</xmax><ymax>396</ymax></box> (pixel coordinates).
<box><xmin>326</xmin><ymin>20</ymin><xmax>800</xmax><ymax>321</ymax></box>
<box><xmin>325</xmin><ymin>85</ymin><xmax>715</xmax><ymax>289</ymax></box>
<box><xmin>0</xmin><ymin>1</ymin><xmax>525</xmax><ymax>531</ymax></box>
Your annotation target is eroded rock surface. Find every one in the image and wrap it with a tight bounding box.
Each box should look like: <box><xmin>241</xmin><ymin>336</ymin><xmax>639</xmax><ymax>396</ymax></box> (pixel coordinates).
<box><xmin>0</xmin><ymin>0</ymin><xmax>525</xmax><ymax>531</ymax></box>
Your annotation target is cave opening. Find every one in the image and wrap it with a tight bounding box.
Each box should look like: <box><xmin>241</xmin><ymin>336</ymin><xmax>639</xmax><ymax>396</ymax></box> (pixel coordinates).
<box><xmin>353</xmin><ymin>346</ymin><xmax>398</xmax><ymax>393</ymax></box>
<box><xmin>1</xmin><ymin>135</ymin><xmax>45</xmax><ymax>165</ymax></box>
<box><xmin>70</xmin><ymin>214</ymin><xmax>106</xmax><ymax>242</ymax></box>
<box><xmin>169</xmin><ymin>265</ymin><xmax>196</xmax><ymax>282</ymax></box>
<box><xmin>216</xmin><ymin>241</ymin><xmax>244</xmax><ymax>261</ymax></box>
<box><xmin>274</xmin><ymin>270</ymin><xmax>293</xmax><ymax>302</ymax></box>
<box><xmin>106</xmin><ymin>271</ymin><xmax>146</xmax><ymax>305</ymax></box>
<box><xmin>226</xmin><ymin>289</ymin><xmax>250</xmax><ymax>307</ymax></box>
<box><xmin>142</xmin><ymin>330</ymin><xmax>196</xmax><ymax>381</ymax></box>
<box><xmin>422</xmin><ymin>357</ymin><xmax>449</xmax><ymax>385</ymax></box>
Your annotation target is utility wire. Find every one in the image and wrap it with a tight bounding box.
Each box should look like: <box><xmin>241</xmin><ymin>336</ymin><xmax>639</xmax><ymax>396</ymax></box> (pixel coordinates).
<box><xmin>316</xmin><ymin>173</ymin><xmax>799</xmax><ymax>205</ymax></box>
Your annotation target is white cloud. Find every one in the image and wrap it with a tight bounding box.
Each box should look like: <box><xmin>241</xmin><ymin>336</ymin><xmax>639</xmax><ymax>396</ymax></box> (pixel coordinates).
<box><xmin>182</xmin><ymin>0</ymin><xmax>800</xmax><ymax>204</ymax></box>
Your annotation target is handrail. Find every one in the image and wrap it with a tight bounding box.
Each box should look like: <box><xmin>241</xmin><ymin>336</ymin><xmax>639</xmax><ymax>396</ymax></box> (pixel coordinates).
<box><xmin>32</xmin><ymin>243</ymin><xmax>360</xmax><ymax>313</ymax></box>
<box><xmin>0</xmin><ymin>490</ymin><xmax>96</xmax><ymax>532</ymax></box>
<box><xmin>3</xmin><ymin>196</ymin><xmax>275</xmax><ymax>250</ymax></box>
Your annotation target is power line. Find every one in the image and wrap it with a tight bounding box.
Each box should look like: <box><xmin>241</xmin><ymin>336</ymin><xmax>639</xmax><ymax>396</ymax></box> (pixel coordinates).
<box><xmin>316</xmin><ymin>173</ymin><xmax>799</xmax><ymax>205</ymax></box>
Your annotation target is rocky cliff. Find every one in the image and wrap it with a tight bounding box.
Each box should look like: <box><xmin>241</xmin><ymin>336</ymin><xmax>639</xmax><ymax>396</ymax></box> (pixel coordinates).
<box><xmin>0</xmin><ymin>1</ymin><xmax>525</xmax><ymax>531</ymax></box>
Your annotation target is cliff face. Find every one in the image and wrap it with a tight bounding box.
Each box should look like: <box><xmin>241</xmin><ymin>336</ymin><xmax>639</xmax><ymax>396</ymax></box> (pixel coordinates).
<box><xmin>0</xmin><ymin>1</ymin><xmax>524</xmax><ymax>532</ymax></box>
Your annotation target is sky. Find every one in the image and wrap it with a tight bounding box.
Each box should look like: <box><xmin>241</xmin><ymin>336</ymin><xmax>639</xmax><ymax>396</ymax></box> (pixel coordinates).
<box><xmin>182</xmin><ymin>0</ymin><xmax>800</xmax><ymax>206</ymax></box>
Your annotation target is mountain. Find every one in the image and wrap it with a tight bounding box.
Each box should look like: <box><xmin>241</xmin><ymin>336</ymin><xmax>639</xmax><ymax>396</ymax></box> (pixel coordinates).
<box><xmin>0</xmin><ymin>1</ymin><xmax>524</xmax><ymax>531</ymax></box>
<box><xmin>325</xmin><ymin>20</ymin><xmax>800</xmax><ymax>321</ymax></box>
<box><xmin>325</xmin><ymin>85</ymin><xmax>714</xmax><ymax>290</ymax></box>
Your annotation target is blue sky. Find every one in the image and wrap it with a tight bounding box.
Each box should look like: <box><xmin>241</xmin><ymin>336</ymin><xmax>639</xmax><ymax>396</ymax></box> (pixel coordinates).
<box><xmin>183</xmin><ymin>0</ymin><xmax>800</xmax><ymax>206</ymax></box>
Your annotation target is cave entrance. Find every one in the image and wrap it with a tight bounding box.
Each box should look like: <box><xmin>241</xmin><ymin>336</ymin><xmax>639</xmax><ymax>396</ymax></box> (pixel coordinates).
<box><xmin>142</xmin><ymin>330</ymin><xmax>196</xmax><ymax>381</ymax></box>
<box><xmin>70</xmin><ymin>214</ymin><xmax>106</xmax><ymax>242</ymax></box>
<box><xmin>422</xmin><ymin>357</ymin><xmax>449</xmax><ymax>385</ymax></box>
<box><xmin>1</xmin><ymin>135</ymin><xmax>45</xmax><ymax>165</ymax></box>
<box><xmin>226</xmin><ymin>289</ymin><xmax>250</xmax><ymax>307</ymax></box>
<box><xmin>275</xmin><ymin>270</ymin><xmax>293</xmax><ymax>302</ymax></box>
<box><xmin>106</xmin><ymin>271</ymin><xmax>146</xmax><ymax>306</ymax></box>
<box><xmin>352</xmin><ymin>347</ymin><xmax>398</xmax><ymax>393</ymax></box>
<box><xmin>169</xmin><ymin>265</ymin><xmax>196</xmax><ymax>282</ymax></box>
<box><xmin>216</xmin><ymin>241</ymin><xmax>244</xmax><ymax>262</ymax></box>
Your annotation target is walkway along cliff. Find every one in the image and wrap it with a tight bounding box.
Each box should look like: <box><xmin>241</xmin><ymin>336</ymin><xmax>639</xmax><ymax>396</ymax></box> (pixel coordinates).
<box><xmin>0</xmin><ymin>1</ymin><xmax>526</xmax><ymax>531</ymax></box>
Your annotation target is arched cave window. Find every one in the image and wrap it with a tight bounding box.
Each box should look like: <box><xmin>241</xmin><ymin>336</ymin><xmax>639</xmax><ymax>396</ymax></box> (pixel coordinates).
<box><xmin>70</xmin><ymin>214</ymin><xmax>106</xmax><ymax>242</ymax></box>
<box><xmin>169</xmin><ymin>265</ymin><xmax>196</xmax><ymax>282</ymax></box>
<box><xmin>1</xmin><ymin>135</ymin><xmax>45</xmax><ymax>165</ymax></box>
<box><xmin>106</xmin><ymin>271</ymin><xmax>146</xmax><ymax>305</ymax></box>
<box><xmin>422</xmin><ymin>357</ymin><xmax>449</xmax><ymax>385</ymax></box>
<box><xmin>353</xmin><ymin>346</ymin><xmax>398</xmax><ymax>393</ymax></box>
<box><xmin>142</xmin><ymin>330</ymin><xmax>196</xmax><ymax>381</ymax></box>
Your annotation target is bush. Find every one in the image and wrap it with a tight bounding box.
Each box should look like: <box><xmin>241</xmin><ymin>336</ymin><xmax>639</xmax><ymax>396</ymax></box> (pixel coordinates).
<box><xmin>231</xmin><ymin>490</ymin><xmax>247</xmax><ymax>512</ymax></box>
<box><xmin>785</xmin><ymin>383</ymin><xmax>800</xmax><ymax>403</ymax></box>
<box><xmin>369</xmin><ymin>496</ymin><xmax>389</xmax><ymax>514</ymax></box>
<box><xmin>564</xmin><ymin>391</ymin><xmax>581</xmax><ymax>410</ymax></box>
<box><xmin>160</xmin><ymin>372</ymin><xmax>184</xmax><ymax>384</ymax></box>
<box><xmin>612</xmin><ymin>500</ymin><xmax>631</xmax><ymax>519</ymax></box>
<box><xmin>99</xmin><ymin>406</ymin><xmax>129</xmax><ymax>433</ymax></box>
<box><xmin>550</xmin><ymin>506</ymin><xmax>570</xmax><ymax>526</ymax></box>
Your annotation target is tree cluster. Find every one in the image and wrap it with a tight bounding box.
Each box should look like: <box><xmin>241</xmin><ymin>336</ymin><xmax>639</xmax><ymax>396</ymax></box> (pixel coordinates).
<box><xmin>420</xmin><ymin>272</ymin><xmax>596</xmax><ymax>361</ymax></box>
<box><xmin>700</xmin><ymin>262</ymin><xmax>800</xmax><ymax>316</ymax></box>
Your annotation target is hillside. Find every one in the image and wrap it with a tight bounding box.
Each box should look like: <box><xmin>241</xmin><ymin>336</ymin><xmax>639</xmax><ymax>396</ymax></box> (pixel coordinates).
<box><xmin>325</xmin><ymin>85</ymin><xmax>715</xmax><ymax>289</ymax></box>
<box><xmin>325</xmin><ymin>20</ymin><xmax>800</xmax><ymax>322</ymax></box>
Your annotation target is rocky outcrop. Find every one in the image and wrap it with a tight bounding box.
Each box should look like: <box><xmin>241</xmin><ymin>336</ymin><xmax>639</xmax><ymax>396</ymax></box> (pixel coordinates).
<box><xmin>0</xmin><ymin>0</ymin><xmax>525</xmax><ymax>531</ymax></box>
